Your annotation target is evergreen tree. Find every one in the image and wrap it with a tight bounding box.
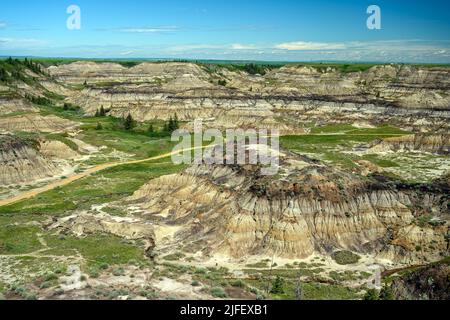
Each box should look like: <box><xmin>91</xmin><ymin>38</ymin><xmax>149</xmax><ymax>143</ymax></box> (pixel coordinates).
<box><xmin>94</xmin><ymin>109</ymin><xmax>100</xmax><ymax>117</ymax></box>
<box><xmin>166</xmin><ymin>114</ymin><xmax>179</xmax><ymax>133</ymax></box>
<box><xmin>99</xmin><ymin>105</ymin><xmax>106</xmax><ymax>116</ymax></box>
<box><xmin>168</xmin><ymin>116</ymin><xmax>174</xmax><ymax>132</ymax></box>
<box><xmin>123</xmin><ymin>113</ymin><xmax>135</xmax><ymax>130</ymax></box>
<box><xmin>0</xmin><ymin>68</ymin><xmax>7</xmax><ymax>82</ymax></box>
<box><xmin>148</xmin><ymin>124</ymin><xmax>154</xmax><ymax>133</ymax></box>
<box><xmin>270</xmin><ymin>276</ymin><xmax>285</xmax><ymax>294</ymax></box>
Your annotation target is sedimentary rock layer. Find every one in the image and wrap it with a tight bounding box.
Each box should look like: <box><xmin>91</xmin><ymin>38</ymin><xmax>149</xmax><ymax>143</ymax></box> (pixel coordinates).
<box><xmin>127</xmin><ymin>154</ymin><xmax>449</xmax><ymax>264</ymax></box>
<box><xmin>48</xmin><ymin>62</ymin><xmax>450</xmax><ymax>133</ymax></box>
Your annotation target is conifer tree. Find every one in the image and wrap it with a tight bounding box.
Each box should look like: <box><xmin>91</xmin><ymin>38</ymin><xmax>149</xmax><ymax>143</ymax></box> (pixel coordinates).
<box><xmin>123</xmin><ymin>113</ymin><xmax>134</xmax><ymax>130</ymax></box>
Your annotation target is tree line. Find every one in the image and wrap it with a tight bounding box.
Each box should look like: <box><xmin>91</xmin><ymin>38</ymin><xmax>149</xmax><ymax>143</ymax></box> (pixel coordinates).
<box><xmin>0</xmin><ymin>57</ymin><xmax>47</xmax><ymax>83</ymax></box>
<box><xmin>94</xmin><ymin>109</ymin><xmax>180</xmax><ymax>135</ymax></box>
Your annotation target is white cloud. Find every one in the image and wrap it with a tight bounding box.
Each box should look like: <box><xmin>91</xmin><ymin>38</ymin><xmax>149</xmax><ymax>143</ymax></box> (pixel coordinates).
<box><xmin>230</xmin><ymin>43</ymin><xmax>258</xmax><ymax>50</ymax></box>
<box><xmin>0</xmin><ymin>22</ymin><xmax>6</xmax><ymax>29</ymax></box>
<box><xmin>120</xmin><ymin>50</ymin><xmax>136</xmax><ymax>56</ymax></box>
<box><xmin>275</xmin><ymin>41</ymin><xmax>346</xmax><ymax>50</ymax></box>
<box><xmin>0</xmin><ymin>37</ymin><xmax>47</xmax><ymax>48</ymax></box>
<box><xmin>119</xmin><ymin>26</ymin><xmax>178</xmax><ymax>33</ymax></box>
<box><xmin>169</xmin><ymin>43</ymin><xmax>260</xmax><ymax>52</ymax></box>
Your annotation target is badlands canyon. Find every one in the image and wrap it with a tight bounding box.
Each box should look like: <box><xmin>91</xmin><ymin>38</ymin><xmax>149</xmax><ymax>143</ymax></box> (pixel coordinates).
<box><xmin>0</xmin><ymin>58</ymin><xmax>448</xmax><ymax>300</ymax></box>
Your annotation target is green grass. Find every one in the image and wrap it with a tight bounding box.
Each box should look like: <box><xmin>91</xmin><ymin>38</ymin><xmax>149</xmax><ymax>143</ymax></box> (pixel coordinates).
<box><xmin>0</xmin><ymin>223</ymin><xmax>43</xmax><ymax>255</ymax></box>
<box><xmin>44</xmin><ymin>233</ymin><xmax>147</xmax><ymax>268</ymax></box>
<box><xmin>280</xmin><ymin>124</ymin><xmax>410</xmax><ymax>170</ymax></box>
<box><xmin>245</xmin><ymin>275</ymin><xmax>360</xmax><ymax>300</ymax></box>
<box><xmin>361</xmin><ymin>154</ymin><xmax>399</xmax><ymax>168</ymax></box>
<box><xmin>77</xmin><ymin>118</ymin><xmax>176</xmax><ymax>159</ymax></box>
<box><xmin>0</xmin><ymin>161</ymin><xmax>186</xmax><ymax>215</ymax></box>
<box><xmin>43</xmin><ymin>133</ymin><xmax>79</xmax><ymax>151</ymax></box>
<box><xmin>301</xmin><ymin>282</ymin><xmax>360</xmax><ymax>300</ymax></box>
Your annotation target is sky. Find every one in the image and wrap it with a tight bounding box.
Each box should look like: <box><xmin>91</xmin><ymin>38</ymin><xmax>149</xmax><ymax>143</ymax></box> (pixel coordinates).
<box><xmin>0</xmin><ymin>0</ymin><xmax>450</xmax><ymax>62</ymax></box>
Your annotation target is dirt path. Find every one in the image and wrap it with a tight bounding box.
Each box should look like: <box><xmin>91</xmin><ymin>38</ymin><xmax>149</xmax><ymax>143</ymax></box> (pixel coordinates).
<box><xmin>0</xmin><ymin>132</ymin><xmax>406</xmax><ymax>208</ymax></box>
<box><xmin>0</xmin><ymin>146</ymin><xmax>203</xmax><ymax>207</ymax></box>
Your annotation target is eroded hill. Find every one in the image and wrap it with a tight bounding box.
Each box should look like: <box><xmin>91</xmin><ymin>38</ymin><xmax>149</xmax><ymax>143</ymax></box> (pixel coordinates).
<box><xmin>0</xmin><ymin>59</ymin><xmax>448</xmax><ymax>300</ymax></box>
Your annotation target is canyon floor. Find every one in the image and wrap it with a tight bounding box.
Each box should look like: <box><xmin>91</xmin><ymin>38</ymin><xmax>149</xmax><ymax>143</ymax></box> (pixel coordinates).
<box><xmin>0</xmin><ymin>59</ymin><xmax>448</xmax><ymax>300</ymax></box>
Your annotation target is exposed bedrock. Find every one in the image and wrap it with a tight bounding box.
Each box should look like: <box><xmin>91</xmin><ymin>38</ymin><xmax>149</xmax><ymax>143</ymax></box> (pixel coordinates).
<box><xmin>368</xmin><ymin>134</ymin><xmax>450</xmax><ymax>155</ymax></box>
<box><xmin>0</xmin><ymin>114</ymin><xmax>79</xmax><ymax>133</ymax></box>
<box><xmin>48</xmin><ymin>62</ymin><xmax>450</xmax><ymax>132</ymax></box>
<box><xmin>126</xmin><ymin>154</ymin><xmax>449</xmax><ymax>264</ymax></box>
<box><xmin>0</xmin><ymin>135</ymin><xmax>60</xmax><ymax>185</ymax></box>
<box><xmin>0</xmin><ymin>135</ymin><xmax>79</xmax><ymax>186</ymax></box>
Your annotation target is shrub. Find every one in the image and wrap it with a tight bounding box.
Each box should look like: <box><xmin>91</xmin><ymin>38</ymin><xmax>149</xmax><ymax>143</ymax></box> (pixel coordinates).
<box><xmin>99</xmin><ymin>263</ymin><xmax>109</xmax><ymax>270</ymax></box>
<box><xmin>44</xmin><ymin>273</ymin><xmax>58</xmax><ymax>282</ymax></box>
<box><xmin>39</xmin><ymin>282</ymin><xmax>51</xmax><ymax>289</ymax></box>
<box><xmin>364</xmin><ymin>289</ymin><xmax>380</xmax><ymax>300</ymax></box>
<box><xmin>89</xmin><ymin>267</ymin><xmax>99</xmax><ymax>278</ymax></box>
<box><xmin>191</xmin><ymin>280</ymin><xmax>200</xmax><ymax>287</ymax></box>
<box><xmin>112</xmin><ymin>267</ymin><xmax>125</xmax><ymax>277</ymax></box>
<box><xmin>230</xmin><ymin>280</ymin><xmax>245</xmax><ymax>288</ymax></box>
<box><xmin>379</xmin><ymin>286</ymin><xmax>395</xmax><ymax>300</ymax></box>
<box><xmin>331</xmin><ymin>251</ymin><xmax>361</xmax><ymax>265</ymax></box>
<box><xmin>210</xmin><ymin>287</ymin><xmax>227</xmax><ymax>298</ymax></box>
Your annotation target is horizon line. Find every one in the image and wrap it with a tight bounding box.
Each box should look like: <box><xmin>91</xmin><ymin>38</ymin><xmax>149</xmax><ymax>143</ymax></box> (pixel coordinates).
<box><xmin>1</xmin><ymin>55</ymin><xmax>450</xmax><ymax>66</ymax></box>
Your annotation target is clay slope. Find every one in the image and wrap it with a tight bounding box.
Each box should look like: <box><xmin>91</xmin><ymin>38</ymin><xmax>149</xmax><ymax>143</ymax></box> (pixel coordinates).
<box><xmin>0</xmin><ymin>96</ymin><xmax>38</xmax><ymax>115</ymax></box>
<box><xmin>0</xmin><ymin>135</ymin><xmax>63</xmax><ymax>185</ymax></box>
<box><xmin>390</xmin><ymin>260</ymin><xmax>450</xmax><ymax>300</ymax></box>
<box><xmin>126</xmin><ymin>153</ymin><xmax>449</xmax><ymax>264</ymax></box>
<box><xmin>49</xmin><ymin>62</ymin><xmax>450</xmax><ymax>133</ymax></box>
<box><xmin>0</xmin><ymin>114</ymin><xmax>78</xmax><ymax>133</ymax></box>
<box><xmin>368</xmin><ymin>134</ymin><xmax>450</xmax><ymax>155</ymax></box>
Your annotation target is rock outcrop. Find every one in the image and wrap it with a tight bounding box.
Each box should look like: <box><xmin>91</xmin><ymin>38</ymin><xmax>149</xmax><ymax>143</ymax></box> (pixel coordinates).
<box><xmin>0</xmin><ymin>97</ymin><xmax>37</xmax><ymax>115</ymax></box>
<box><xmin>390</xmin><ymin>260</ymin><xmax>450</xmax><ymax>300</ymax></box>
<box><xmin>126</xmin><ymin>153</ymin><xmax>449</xmax><ymax>264</ymax></box>
<box><xmin>0</xmin><ymin>135</ymin><xmax>62</xmax><ymax>185</ymax></box>
<box><xmin>0</xmin><ymin>114</ymin><xmax>78</xmax><ymax>133</ymax></box>
<box><xmin>48</xmin><ymin>62</ymin><xmax>450</xmax><ymax>133</ymax></box>
<box><xmin>368</xmin><ymin>134</ymin><xmax>450</xmax><ymax>155</ymax></box>
<box><xmin>39</xmin><ymin>140</ymin><xmax>80</xmax><ymax>159</ymax></box>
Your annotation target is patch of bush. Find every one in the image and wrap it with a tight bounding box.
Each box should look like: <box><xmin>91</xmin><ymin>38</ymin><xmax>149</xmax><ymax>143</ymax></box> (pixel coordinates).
<box><xmin>364</xmin><ymin>288</ymin><xmax>380</xmax><ymax>300</ymax></box>
<box><xmin>44</xmin><ymin>273</ymin><xmax>58</xmax><ymax>282</ymax></box>
<box><xmin>112</xmin><ymin>267</ymin><xmax>125</xmax><ymax>277</ymax></box>
<box><xmin>230</xmin><ymin>279</ymin><xmax>246</xmax><ymax>288</ymax></box>
<box><xmin>331</xmin><ymin>251</ymin><xmax>361</xmax><ymax>265</ymax></box>
<box><xmin>191</xmin><ymin>280</ymin><xmax>201</xmax><ymax>287</ymax></box>
<box><xmin>210</xmin><ymin>287</ymin><xmax>227</xmax><ymax>298</ymax></box>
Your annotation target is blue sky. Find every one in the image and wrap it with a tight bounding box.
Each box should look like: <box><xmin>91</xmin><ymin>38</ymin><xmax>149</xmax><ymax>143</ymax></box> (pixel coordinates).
<box><xmin>0</xmin><ymin>0</ymin><xmax>449</xmax><ymax>62</ymax></box>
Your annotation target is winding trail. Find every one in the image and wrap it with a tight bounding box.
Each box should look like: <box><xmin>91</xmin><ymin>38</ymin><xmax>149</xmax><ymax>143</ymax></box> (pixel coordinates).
<box><xmin>0</xmin><ymin>146</ymin><xmax>202</xmax><ymax>208</ymax></box>
<box><xmin>0</xmin><ymin>132</ymin><xmax>408</xmax><ymax>208</ymax></box>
